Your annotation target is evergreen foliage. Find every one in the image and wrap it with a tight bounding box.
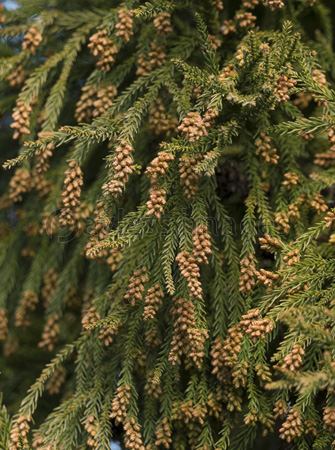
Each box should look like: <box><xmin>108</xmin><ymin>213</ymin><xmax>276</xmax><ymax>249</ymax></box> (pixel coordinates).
<box><xmin>1</xmin><ymin>0</ymin><xmax>335</xmax><ymax>449</ymax></box>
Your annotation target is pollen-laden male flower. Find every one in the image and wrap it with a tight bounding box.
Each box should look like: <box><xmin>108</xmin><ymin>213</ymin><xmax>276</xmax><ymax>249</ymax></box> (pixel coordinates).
<box><xmin>323</xmin><ymin>407</ymin><xmax>335</xmax><ymax>433</ymax></box>
<box><xmin>179</xmin><ymin>155</ymin><xmax>202</xmax><ymax>200</ymax></box>
<box><xmin>102</xmin><ymin>140</ymin><xmax>134</xmax><ymax>198</ymax></box>
<box><xmin>82</xmin><ymin>306</ymin><xmax>101</xmax><ymax>335</ymax></box>
<box><xmin>274</xmin><ymin>74</ymin><xmax>297</xmax><ymax>103</ymax></box>
<box><xmin>115</xmin><ymin>8</ymin><xmax>134</xmax><ymax>42</ymax></box>
<box><xmin>9</xmin><ymin>168</ymin><xmax>33</xmax><ymax>203</ymax></box>
<box><xmin>143</xmin><ymin>284</ymin><xmax>164</xmax><ymax>320</ymax></box>
<box><xmin>239</xmin><ymin>253</ymin><xmax>257</xmax><ymax>294</ymax></box>
<box><xmin>124</xmin><ymin>267</ymin><xmax>149</xmax><ymax>306</ymax></box>
<box><xmin>0</xmin><ymin>309</ymin><xmax>8</xmax><ymax>341</ymax></box>
<box><xmin>38</xmin><ymin>313</ymin><xmax>60</xmax><ymax>352</ymax></box>
<box><xmin>59</xmin><ymin>161</ymin><xmax>83</xmax><ymax>227</ymax></box>
<box><xmin>178</xmin><ymin>112</ymin><xmax>208</xmax><ymax>142</ymax></box>
<box><xmin>169</xmin><ymin>296</ymin><xmax>208</xmax><ymax>370</ymax></box>
<box><xmin>310</xmin><ymin>193</ymin><xmax>328</xmax><ymax>215</ymax></box>
<box><xmin>192</xmin><ymin>224</ymin><xmax>212</xmax><ymax>264</ymax></box>
<box><xmin>282</xmin><ymin>172</ymin><xmax>299</xmax><ymax>189</ymax></box>
<box><xmin>239</xmin><ymin>308</ymin><xmax>274</xmax><ymax>342</ymax></box>
<box><xmin>236</xmin><ymin>12</ymin><xmax>256</xmax><ymax>28</ymax></box>
<box><xmin>146</xmin><ymin>186</ymin><xmax>167</xmax><ymax>219</ymax></box>
<box><xmin>263</xmin><ymin>0</ymin><xmax>284</xmax><ymax>10</ymax></box>
<box><xmin>279</xmin><ymin>408</ymin><xmax>303</xmax><ymax>443</ymax></box>
<box><xmin>10</xmin><ymin>100</ymin><xmax>32</xmax><ymax>141</ymax></box>
<box><xmin>255</xmin><ymin>133</ymin><xmax>279</xmax><ymax>164</ymax></box>
<box><xmin>14</xmin><ymin>290</ymin><xmax>39</xmax><ymax>328</ymax></box>
<box><xmin>41</xmin><ymin>268</ymin><xmax>58</xmax><ymax>308</ymax></box>
<box><xmin>148</xmin><ymin>100</ymin><xmax>178</xmax><ymax>136</ymax></box>
<box><xmin>92</xmin><ymin>85</ymin><xmax>117</xmax><ymax>117</ymax></box>
<box><xmin>0</xmin><ymin>2</ymin><xmax>6</xmax><ymax>23</ymax></box>
<box><xmin>145</xmin><ymin>150</ymin><xmax>175</xmax><ymax>184</ymax></box>
<box><xmin>283</xmin><ymin>248</ymin><xmax>300</xmax><ymax>266</ymax></box>
<box><xmin>45</xmin><ymin>365</ymin><xmax>66</xmax><ymax>395</ymax></box>
<box><xmin>7</xmin><ymin>65</ymin><xmax>25</xmax><ymax>87</ymax></box>
<box><xmin>275</xmin><ymin>343</ymin><xmax>305</xmax><ymax>372</ymax></box>
<box><xmin>22</xmin><ymin>27</ymin><xmax>42</xmax><ymax>53</ymax></box>
<box><xmin>88</xmin><ymin>30</ymin><xmax>118</xmax><ymax>71</ymax></box>
<box><xmin>136</xmin><ymin>43</ymin><xmax>166</xmax><ymax>76</ymax></box>
<box><xmin>9</xmin><ymin>415</ymin><xmax>31</xmax><ymax>450</ymax></box>
<box><xmin>153</xmin><ymin>12</ymin><xmax>173</xmax><ymax>36</ymax></box>
<box><xmin>75</xmin><ymin>85</ymin><xmax>98</xmax><ymax>123</ymax></box>
<box><xmin>34</xmin><ymin>142</ymin><xmax>54</xmax><ymax>175</ymax></box>
<box><xmin>175</xmin><ymin>251</ymin><xmax>202</xmax><ymax>300</ymax></box>
<box><xmin>85</xmin><ymin>201</ymin><xmax>111</xmax><ymax>259</ymax></box>
<box><xmin>110</xmin><ymin>383</ymin><xmax>131</xmax><ymax>425</ymax></box>
<box><xmin>325</xmin><ymin>210</ymin><xmax>335</xmax><ymax>229</ymax></box>
<box><xmin>154</xmin><ymin>418</ymin><xmax>172</xmax><ymax>448</ymax></box>
<box><xmin>242</xmin><ymin>0</ymin><xmax>259</xmax><ymax>8</ymax></box>
<box><xmin>259</xmin><ymin>233</ymin><xmax>281</xmax><ymax>252</ymax></box>
<box><xmin>84</xmin><ymin>415</ymin><xmax>98</xmax><ymax>448</ymax></box>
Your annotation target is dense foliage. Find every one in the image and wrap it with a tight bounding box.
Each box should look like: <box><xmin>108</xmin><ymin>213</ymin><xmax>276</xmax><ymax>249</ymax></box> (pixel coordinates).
<box><xmin>1</xmin><ymin>0</ymin><xmax>335</xmax><ymax>449</ymax></box>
